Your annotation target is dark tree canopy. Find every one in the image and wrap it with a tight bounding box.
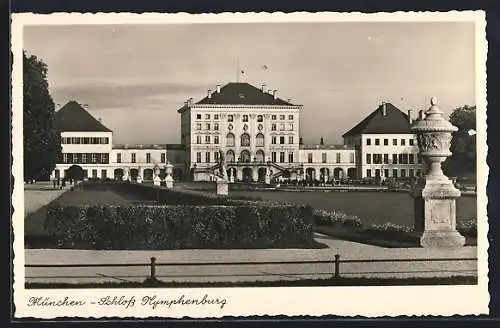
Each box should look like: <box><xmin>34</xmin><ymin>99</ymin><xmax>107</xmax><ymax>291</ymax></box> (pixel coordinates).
<box><xmin>443</xmin><ymin>105</ymin><xmax>476</xmax><ymax>178</ymax></box>
<box><xmin>23</xmin><ymin>51</ymin><xmax>61</xmax><ymax>181</ymax></box>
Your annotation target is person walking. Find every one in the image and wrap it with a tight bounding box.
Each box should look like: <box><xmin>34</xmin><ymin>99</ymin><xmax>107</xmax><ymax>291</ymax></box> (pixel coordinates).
<box><xmin>52</xmin><ymin>178</ymin><xmax>56</xmax><ymax>189</ymax></box>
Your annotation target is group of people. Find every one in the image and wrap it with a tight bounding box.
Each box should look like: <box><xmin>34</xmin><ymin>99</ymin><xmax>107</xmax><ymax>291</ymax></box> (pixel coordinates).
<box><xmin>51</xmin><ymin>177</ymin><xmax>67</xmax><ymax>190</ymax></box>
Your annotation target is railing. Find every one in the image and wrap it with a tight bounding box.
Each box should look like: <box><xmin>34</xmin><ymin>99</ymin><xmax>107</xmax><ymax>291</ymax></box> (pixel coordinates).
<box><xmin>25</xmin><ymin>255</ymin><xmax>477</xmax><ymax>284</ymax></box>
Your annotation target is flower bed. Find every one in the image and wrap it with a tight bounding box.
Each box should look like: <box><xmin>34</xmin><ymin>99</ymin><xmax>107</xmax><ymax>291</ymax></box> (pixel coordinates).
<box><xmin>44</xmin><ymin>204</ymin><xmax>318</xmax><ymax>250</ymax></box>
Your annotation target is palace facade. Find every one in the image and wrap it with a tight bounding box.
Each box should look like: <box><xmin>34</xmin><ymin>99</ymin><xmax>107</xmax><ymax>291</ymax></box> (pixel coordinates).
<box><xmin>50</xmin><ymin>82</ymin><xmax>424</xmax><ymax>183</ymax></box>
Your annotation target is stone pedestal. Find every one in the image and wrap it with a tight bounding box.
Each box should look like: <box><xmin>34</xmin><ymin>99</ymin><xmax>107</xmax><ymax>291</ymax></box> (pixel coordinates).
<box><xmin>410</xmin><ymin>97</ymin><xmax>465</xmax><ymax>248</ymax></box>
<box><xmin>122</xmin><ymin>174</ymin><xmax>129</xmax><ymax>182</ymax></box>
<box><xmin>265</xmin><ymin>175</ymin><xmax>271</xmax><ymax>185</ymax></box>
<box><xmin>216</xmin><ymin>179</ymin><xmax>229</xmax><ymax>196</ymax></box>
<box><xmin>153</xmin><ymin>175</ymin><xmax>161</xmax><ymax>186</ymax></box>
<box><xmin>137</xmin><ymin>175</ymin><xmax>143</xmax><ymax>184</ymax></box>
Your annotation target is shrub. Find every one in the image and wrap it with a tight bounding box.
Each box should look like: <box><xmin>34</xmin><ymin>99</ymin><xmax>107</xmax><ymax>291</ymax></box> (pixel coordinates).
<box><xmin>44</xmin><ymin>204</ymin><xmax>315</xmax><ymax>250</ymax></box>
<box><xmin>364</xmin><ymin>223</ymin><xmax>416</xmax><ymax>242</ymax></box>
<box><xmin>457</xmin><ymin>219</ymin><xmax>477</xmax><ymax>238</ymax></box>
<box><xmin>313</xmin><ymin>209</ymin><xmax>362</xmax><ymax>228</ymax></box>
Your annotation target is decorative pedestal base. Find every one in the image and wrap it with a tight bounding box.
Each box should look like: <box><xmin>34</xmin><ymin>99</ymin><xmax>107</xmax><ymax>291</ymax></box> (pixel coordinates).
<box><xmin>216</xmin><ymin>179</ymin><xmax>229</xmax><ymax>196</ymax></box>
<box><xmin>165</xmin><ymin>176</ymin><xmax>174</xmax><ymax>189</ymax></box>
<box><xmin>265</xmin><ymin>176</ymin><xmax>271</xmax><ymax>184</ymax></box>
<box><xmin>229</xmin><ymin>176</ymin><xmax>235</xmax><ymax>183</ymax></box>
<box><xmin>153</xmin><ymin>176</ymin><xmax>161</xmax><ymax>186</ymax></box>
<box><xmin>420</xmin><ymin>230</ymin><xmax>466</xmax><ymax>248</ymax></box>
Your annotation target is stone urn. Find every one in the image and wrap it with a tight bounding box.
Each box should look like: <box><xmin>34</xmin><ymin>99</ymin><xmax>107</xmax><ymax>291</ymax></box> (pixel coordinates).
<box><xmin>410</xmin><ymin>97</ymin><xmax>465</xmax><ymax>248</ymax></box>
<box><xmin>153</xmin><ymin>165</ymin><xmax>161</xmax><ymax>186</ymax></box>
<box><xmin>164</xmin><ymin>162</ymin><xmax>174</xmax><ymax>189</ymax></box>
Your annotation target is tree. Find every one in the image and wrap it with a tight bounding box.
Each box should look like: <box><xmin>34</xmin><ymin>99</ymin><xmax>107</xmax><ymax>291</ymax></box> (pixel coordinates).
<box><xmin>443</xmin><ymin>105</ymin><xmax>476</xmax><ymax>177</ymax></box>
<box><xmin>23</xmin><ymin>51</ymin><xmax>61</xmax><ymax>181</ymax></box>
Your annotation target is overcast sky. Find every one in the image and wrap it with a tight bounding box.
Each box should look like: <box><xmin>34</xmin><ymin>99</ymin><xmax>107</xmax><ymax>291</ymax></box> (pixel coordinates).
<box><xmin>23</xmin><ymin>22</ymin><xmax>476</xmax><ymax>144</ymax></box>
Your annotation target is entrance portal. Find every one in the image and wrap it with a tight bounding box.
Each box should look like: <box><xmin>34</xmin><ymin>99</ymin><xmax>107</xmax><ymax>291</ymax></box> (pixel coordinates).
<box><xmin>242</xmin><ymin>167</ymin><xmax>253</xmax><ymax>182</ymax></box>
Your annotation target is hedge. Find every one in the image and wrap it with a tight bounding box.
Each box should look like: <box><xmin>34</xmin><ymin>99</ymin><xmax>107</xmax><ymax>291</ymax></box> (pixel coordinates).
<box><xmin>44</xmin><ymin>204</ymin><xmax>316</xmax><ymax>250</ymax></box>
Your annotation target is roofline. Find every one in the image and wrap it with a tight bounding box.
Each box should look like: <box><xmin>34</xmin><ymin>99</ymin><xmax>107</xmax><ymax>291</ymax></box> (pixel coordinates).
<box><xmin>179</xmin><ymin>104</ymin><xmax>303</xmax><ymax>112</ymax></box>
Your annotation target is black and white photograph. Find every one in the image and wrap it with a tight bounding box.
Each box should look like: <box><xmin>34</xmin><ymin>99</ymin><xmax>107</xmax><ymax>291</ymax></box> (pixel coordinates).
<box><xmin>12</xmin><ymin>11</ymin><xmax>488</xmax><ymax>318</ymax></box>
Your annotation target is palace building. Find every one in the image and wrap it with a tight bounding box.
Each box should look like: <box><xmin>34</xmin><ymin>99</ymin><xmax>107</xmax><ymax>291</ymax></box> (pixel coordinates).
<box><xmin>50</xmin><ymin>82</ymin><xmax>424</xmax><ymax>183</ymax></box>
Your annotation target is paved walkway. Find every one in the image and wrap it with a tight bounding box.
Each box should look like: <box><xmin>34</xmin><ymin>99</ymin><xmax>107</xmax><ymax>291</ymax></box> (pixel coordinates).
<box><xmin>24</xmin><ymin>182</ymin><xmax>69</xmax><ymax>217</ymax></box>
<box><xmin>25</xmin><ymin>234</ymin><xmax>477</xmax><ymax>285</ymax></box>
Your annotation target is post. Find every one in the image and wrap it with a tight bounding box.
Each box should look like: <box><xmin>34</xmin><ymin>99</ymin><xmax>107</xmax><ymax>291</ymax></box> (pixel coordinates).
<box><xmin>150</xmin><ymin>257</ymin><xmax>157</xmax><ymax>281</ymax></box>
<box><xmin>334</xmin><ymin>254</ymin><xmax>340</xmax><ymax>278</ymax></box>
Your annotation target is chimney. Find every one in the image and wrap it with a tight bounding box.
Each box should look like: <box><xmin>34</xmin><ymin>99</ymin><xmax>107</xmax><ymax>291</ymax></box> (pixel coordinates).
<box><xmin>419</xmin><ymin>109</ymin><xmax>425</xmax><ymax>120</ymax></box>
<box><xmin>381</xmin><ymin>102</ymin><xmax>387</xmax><ymax>116</ymax></box>
<box><xmin>261</xmin><ymin>84</ymin><xmax>266</xmax><ymax>92</ymax></box>
<box><xmin>216</xmin><ymin>85</ymin><xmax>221</xmax><ymax>93</ymax></box>
<box><xmin>273</xmin><ymin>90</ymin><xmax>278</xmax><ymax>100</ymax></box>
<box><xmin>207</xmin><ymin>89</ymin><xmax>212</xmax><ymax>98</ymax></box>
<box><xmin>320</xmin><ymin>137</ymin><xmax>324</xmax><ymax>145</ymax></box>
<box><xmin>187</xmin><ymin>98</ymin><xmax>193</xmax><ymax>106</ymax></box>
<box><xmin>299</xmin><ymin>136</ymin><xmax>304</xmax><ymax>145</ymax></box>
<box><xmin>407</xmin><ymin>109</ymin><xmax>413</xmax><ymax>124</ymax></box>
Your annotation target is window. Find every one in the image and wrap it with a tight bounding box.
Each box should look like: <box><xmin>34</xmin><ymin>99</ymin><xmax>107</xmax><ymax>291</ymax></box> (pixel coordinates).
<box><xmin>308</xmin><ymin>153</ymin><xmax>313</xmax><ymax>163</ymax></box>
<box><xmin>288</xmin><ymin>152</ymin><xmax>294</xmax><ymax>163</ymax></box>
<box><xmin>383</xmin><ymin>153</ymin><xmax>389</xmax><ymax>164</ymax></box>
<box><xmin>417</xmin><ymin>169</ymin><xmax>422</xmax><ymax>176</ymax></box>
<box><xmin>375</xmin><ymin>169</ymin><xmax>381</xmax><ymax>178</ymax></box>
<box><xmin>280</xmin><ymin>115</ymin><xmax>285</xmax><ymax>120</ymax></box>
<box><xmin>366</xmin><ymin>154</ymin><xmax>372</xmax><ymax>164</ymax></box>
<box><xmin>196</xmin><ymin>136</ymin><xmax>202</xmax><ymax>144</ymax></box>
<box><xmin>131</xmin><ymin>153</ymin><xmax>136</xmax><ymax>163</ymax></box>
<box><xmin>101</xmin><ymin>153</ymin><xmax>109</xmax><ymax>164</ymax></box>
<box><xmin>73</xmin><ymin>153</ymin><xmax>78</xmax><ymax>163</ymax></box>
<box><xmin>288</xmin><ymin>124</ymin><xmax>294</xmax><ymax>131</ymax></box>
<box><xmin>101</xmin><ymin>170</ymin><xmax>107</xmax><ymax>179</ymax></box>
<box><xmin>399</xmin><ymin>153</ymin><xmax>409</xmax><ymax>164</ymax></box>
<box><xmin>92</xmin><ymin>169</ymin><xmax>98</xmax><ymax>178</ymax></box>
<box><xmin>409</xmin><ymin>169</ymin><xmax>414</xmax><ymax>177</ymax></box>
<box><xmin>214</xmin><ymin>114</ymin><xmax>219</xmax><ymax>120</ymax></box>
<box><xmin>227</xmin><ymin>115</ymin><xmax>234</xmax><ymax>122</ymax></box>
<box><xmin>226</xmin><ymin>133</ymin><xmax>235</xmax><ymax>147</ymax></box>
<box><xmin>161</xmin><ymin>153</ymin><xmax>166</xmax><ymax>163</ymax></box>
<box><xmin>288</xmin><ymin>136</ymin><xmax>294</xmax><ymax>144</ymax></box>
<box><xmin>62</xmin><ymin>153</ymin><xmax>68</xmax><ymax>163</ymax></box>
<box><xmin>257</xmin><ymin>115</ymin><xmax>263</xmax><ymax>122</ymax></box>
<box><xmin>196</xmin><ymin>152</ymin><xmax>202</xmax><ymax>163</ymax></box>
<box><xmin>214</xmin><ymin>123</ymin><xmax>219</xmax><ymax>130</ymax></box>
<box><xmin>401</xmin><ymin>139</ymin><xmax>406</xmax><ymax>146</ymax></box>
<box><xmin>375</xmin><ymin>138</ymin><xmax>380</xmax><ymax>146</ymax></box>
<box><xmin>146</xmin><ymin>153</ymin><xmax>151</xmax><ymax>163</ymax></box>
<box><xmin>393</xmin><ymin>169</ymin><xmax>398</xmax><ymax>178</ymax></box>
<box><xmin>418</xmin><ymin>154</ymin><xmax>423</xmax><ymax>164</ymax></box>
<box><xmin>243</xmin><ymin>115</ymin><xmax>249</xmax><ymax>122</ymax></box>
<box><xmin>205</xmin><ymin>123</ymin><xmax>211</xmax><ymax>130</ymax></box>
<box><xmin>280</xmin><ymin>136</ymin><xmax>285</xmax><ymax>144</ymax></box>
<box><xmin>373</xmin><ymin>154</ymin><xmax>382</xmax><ymax>164</ymax></box>
<box><xmin>205</xmin><ymin>136</ymin><xmax>211</xmax><ymax>144</ymax></box>
<box><xmin>384</xmin><ymin>169</ymin><xmax>389</xmax><ymax>178</ymax></box>
<box><xmin>349</xmin><ymin>152</ymin><xmax>355</xmax><ymax>163</ymax></box>
<box><xmin>196</xmin><ymin>123</ymin><xmax>202</xmax><ymax>130</ymax></box>
<box><xmin>241</xmin><ymin>133</ymin><xmax>250</xmax><ymax>147</ymax></box>
<box><xmin>279</xmin><ymin>124</ymin><xmax>285</xmax><ymax>131</ymax></box>
<box><xmin>393</xmin><ymin>139</ymin><xmax>397</xmax><ymax>146</ymax></box>
<box><xmin>196</xmin><ymin>114</ymin><xmax>201</xmax><ymax>119</ymax></box>
<box><xmin>214</xmin><ymin>151</ymin><xmax>219</xmax><ymax>162</ymax></box>
<box><xmin>288</xmin><ymin>115</ymin><xmax>294</xmax><ymax>120</ymax></box>
<box><xmin>226</xmin><ymin>150</ymin><xmax>235</xmax><ymax>162</ymax></box>
<box><xmin>61</xmin><ymin>138</ymin><xmax>67</xmax><ymax>144</ymax></box>
<box><xmin>256</xmin><ymin>150</ymin><xmax>265</xmax><ymax>162</ymax></box>
<box><xmin>272</xmin><ymin>152</ymin><xmax>277</xmax><ymax>162</ymax></box>
<box><xmin>205</xmin><ymin>152</ymin><xmax>211</xmax><ymax>163</ymax></box>
<box><xmin>116</xmin><ymin>153</ymin><xmax>121</xmax><ymax>163</ymax></box>
<box><xmin>366</xmin><ymin>138</ymin><xmax>371</xmax><ymax>146</ymax></box>
<box><xmin>322</xmin><ymin>153</ymin><xmax>327</xmax><ymax>163</ymax></box>
<box><xmin>392</xmin><ymin>154</ymin><xmax>398</xmax><ymax>164</ymax></box>
<box><xmin>279</xmin><ymin>152</ymin><xmax>285</xmax><ymax>163</ymax></box>
<box><xmin>335</xmin><ymin>152</ymin><xmax>340</xmax><ymax>163</ymax></box>
<box><xmin>367</xmin><ymin>169</ymin><xmax>372</xmax><ymax>178</ymax></box>
<box><xmin>384</xmin><ymin>139</ymin><xmax>388</xmax><ymax>146</ymax></box>
<box><xmin>73</xmin><ymin>137</ymin><xmax>81</xmax><ymax>144</ymax></box>
<box><xmin>401</xmin><ymin>169</ymin><xmax>407</xmax><ymax>178</ymax></box>
<box><xmin>409</xmin><ymin>154</ymin><xmax>415</xmax><ymax>164</ymax></box>
<box><xmin>83</xmin><ymin>169</ymin><xmax>88</xmax><ymax>179</ymax></box>
<box><xmin>271</xmin><ymin>123</ymin><xmax>277</xmax><ymax>131</ymax></box>
<box><xmin>214</xmin><ymin>136</ymin><xmax>219</xmax><ymax>144</ymax></box>
<box><xmin>82</xmin><ymin>137</ymin><xmax>89</xmax><ymax>144</ymax></box>
<box><xmin>205</xmin><ymin>114</ymin><xmax>210</xmax><ymax>119</ymax></box>
<box><xmin>409</xmin><ymin>139</ymin><xmax>414</xmax><ymax>146</ymax></box>
<box><xmin>272</xmin><ymin>136</ymin><xmax>277</xmax><ymax>144</ymax></box>
<box><xmin>271</xmin><ymin>115</ymin><xmax>277</xmax><ymax>120</ymax></box>
<box><xmin>256</xmin><ymin>134</ymin><xmax>264</xmax><ymax>147</ymax></box>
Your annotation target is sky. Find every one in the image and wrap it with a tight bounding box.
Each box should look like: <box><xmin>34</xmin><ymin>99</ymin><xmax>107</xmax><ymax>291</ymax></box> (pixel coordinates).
<box><xmin>23</xmin><ymin>22</ymin><xmax>476</xmax><ymax>145</ymax></box>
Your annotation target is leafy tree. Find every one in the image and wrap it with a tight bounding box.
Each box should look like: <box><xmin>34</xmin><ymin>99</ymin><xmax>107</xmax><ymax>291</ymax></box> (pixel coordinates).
<box><xmin>23</xmin><ymin>51</ymin><xmax>61</xmax><ymax>181</ymax></box>
<box><xmin>443</xmin><ymin>105</ymin><xmax>476</xmax><ymax>177</ymax></box>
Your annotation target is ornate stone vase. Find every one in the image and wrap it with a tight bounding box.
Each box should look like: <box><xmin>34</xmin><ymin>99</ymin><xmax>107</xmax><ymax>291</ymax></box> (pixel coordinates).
<box><xmin>410</xmin><ymin>97</ymin><xmax>465</xmax><ymax>248</ymax></box>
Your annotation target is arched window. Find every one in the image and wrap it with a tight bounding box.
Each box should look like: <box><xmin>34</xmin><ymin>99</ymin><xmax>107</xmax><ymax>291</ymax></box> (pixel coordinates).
<box><xmin>240</xmin><ymin>150</ymin><xmax>251</xmax><ymax>163</ymax></box>
<box><xmin>226</xmin><ymin>150</ymin><xmax>235</xmax><ymax>163</ymax></box>
<box><xmin>255</xmin><ymin>150</ymin><xmax>265</xmax><ymax>163</ymax></box>
<box><xmin>257</xmin><ymin>115</ymin><xmax>263</xmax><ymax>122</ymax></box>
<box><xmin>226</xmin><ymin>133</ymin><xmax>235</xmax><ymax>147</ymax></box>
<box><xmin>240</xmin><ymin>133</ymin><xmax>250</xmax><ymax>147</ymax></box>
<box><xmin>256</xmin><ymin>133</ymin><xmax>265</xmax><ymax>147</ymax></box>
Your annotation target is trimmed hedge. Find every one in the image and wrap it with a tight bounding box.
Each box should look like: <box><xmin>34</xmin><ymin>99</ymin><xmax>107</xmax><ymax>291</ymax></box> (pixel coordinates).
<box><xmin>44</xmin><ymin>204</ymin><xmax>316</xmax><ymax>250</ymax></box>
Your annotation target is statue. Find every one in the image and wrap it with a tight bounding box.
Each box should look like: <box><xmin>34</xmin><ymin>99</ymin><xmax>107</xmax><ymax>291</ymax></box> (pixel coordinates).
<box><xmin>217</xmin><ymin>149</ymin><xmax>228</xmax><ymax>180</ymax></box>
